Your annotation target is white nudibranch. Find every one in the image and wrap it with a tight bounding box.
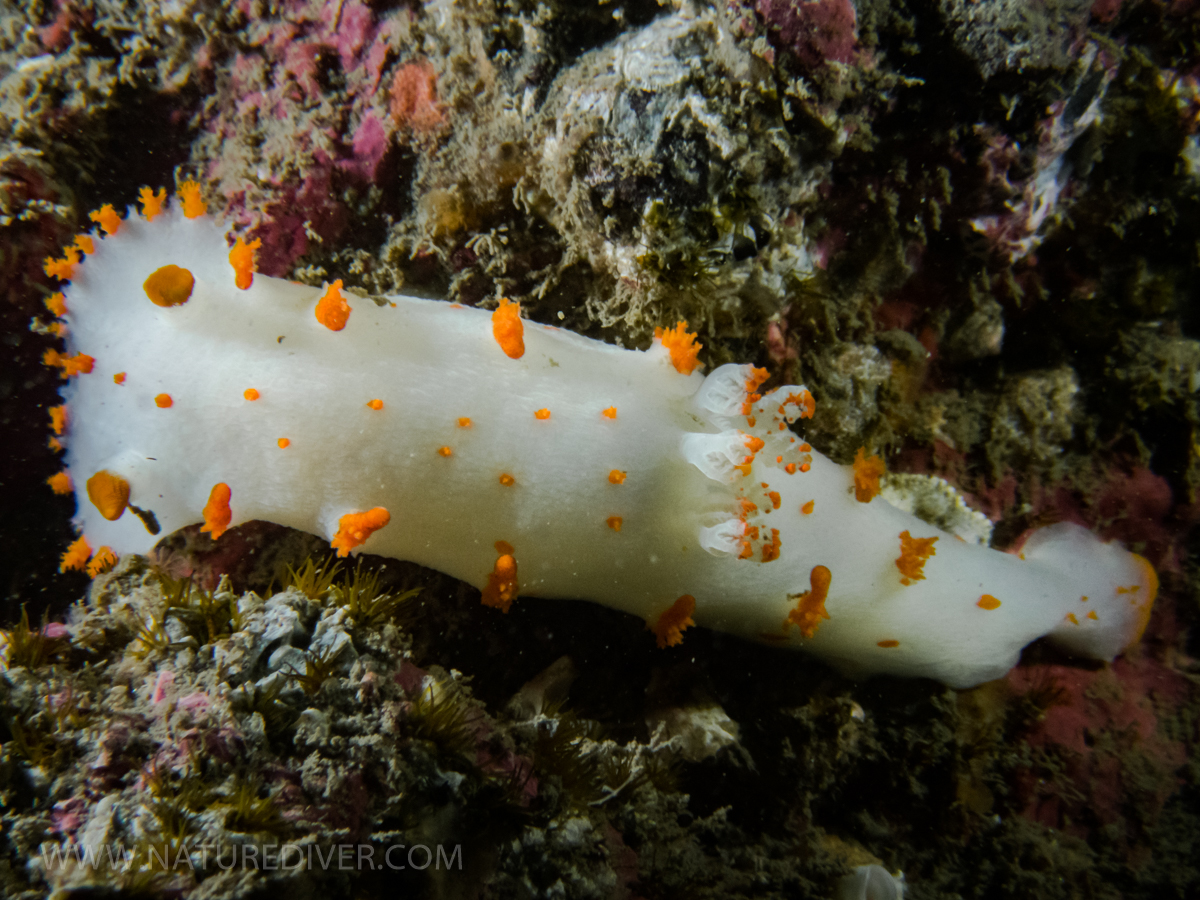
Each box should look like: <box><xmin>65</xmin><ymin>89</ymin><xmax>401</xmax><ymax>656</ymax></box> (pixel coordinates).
<box><xmin>39</xmin><ymin>186</ymin><xmax>1158</xmax><ymax>688</ymax></box>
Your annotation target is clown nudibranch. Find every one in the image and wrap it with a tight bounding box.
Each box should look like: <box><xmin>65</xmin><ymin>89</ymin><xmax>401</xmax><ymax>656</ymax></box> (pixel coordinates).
<box><xmin>41</xmin><ymin>187</ymin><xmax>1157</xmax><ymax>688</ymax></box>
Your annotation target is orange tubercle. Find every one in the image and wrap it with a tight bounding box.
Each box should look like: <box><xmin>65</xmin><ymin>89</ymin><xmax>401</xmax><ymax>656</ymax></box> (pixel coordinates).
<box><xmin>278</xmin><ymin>438</ymin><xmax>290</xmax><ymax>448</ymax></box>
<box><xmin>799</xmin><ymin>462</ymin><xmax>811</xmax><ymax>473</ymax></box>
<box><xmin>801</xmin><ymin>500</ymin><xmax>815</xmax><ymax>515</ymax></box>
<box><xmin>608</xmin><ymin>469</ymin><xmax>626</xmax><ymax>485</ymax></box>
<box><xmin>43</xmin><ymin>349</ymin><xmax>95</xmax><ymax>378</ymax></box>
<box><xmin>367</xmin><ymin>398</ymin><xmax>384</xmax><ymax>410</ymax></box>
<box><xmin>654</xmin><ymin>321</ymin><xmax>702</xmax><ymax>375</ymax></box>
<box><xmin>896</xmin><ymin>530</ymin><xmax>938</xmax><ymax>585</ymax></box>
<box><xmin>492</xmin><ymin>297</ymin><xmax>525</xmax><ymax>359</ymax></box>
<box><xmin>46</xmin><ymin>471</ymin><xmax>72</xmax><ymax>495</ymax></box>
<box><xmin>144</xmin><ymin>264</ymin><xmax>195</xmax><ymax>307</ymax></box>
<box><xmin>786</xmin><ymin>565</ymin><xmax>831</xmax><ymax>639</ymax></box>
<box><xmin>85</xmin><ymin>546</ymin><xmax>118</xmax><ymax>577</ymax></box>
<box><xmin>244</xmin><ymin>388</ymin><xmax>260</xmax><ymax>401</ymax></box>
<box><xmin>785</xmin><ymin>463</ymin><xmax>797</xmax><ymax>474</ymax></box>
<box><xmin>877</xmin><ymin>639</ymin><xmax>900</xmax><ymax>649</ymax></box>
<box><xmin>45</xmin><ymin>293</ymin><xmax>67</xmax><ymax>317</ymax></box>
<box><xmin>89</xmin><ymin>204</ymin><xmax>121</xmax><ymax>236</ymax></box>
<box><xmin>179</xmin><ymin>180</ymin><xmax>207</xmax><ymax>218</ymax></box>
<box><xmin>499</xmin><ymin>473</ymin><xmax>515</xmax><ymax>486</ymax></box>
<box><xmin>59</xmin><ymin>535</ymin><xmax>92</xmax><ymax>573</ymax></box>
<box><xmin>49</xmin><ymin>404</ymin><xmax>67</xmax><ymax>435</ymax></box>
<box><xmin>155</xmin><ymin>393</ymin><xmax>173</xmax><ymax>408</ymax></box>
<box><xmin>481</xmin><ymin>541</ymin><xmax>519</xmax><ymax>612</ymax></box>
<box><xmin>767</xmin><ymin>491</ymin><xmax>781</xmax><ymax>510</ymax></box>
<box><xmin>852</xmin><ymin>448</ymin><xmax>886</xmax><ymax>502</ymax></box>
<box><xmin>606</xmin><ymin>516</ymin><xmax>622</xmax><ymax>531</ymax></box>
<box><xmin>86</xmin><ymin>471</ymin><xmax>130</xmax><ymax>521</ymax></box>
<box><xmin>977</xmin><ymin>594</ymin><xmax>1001</xmax><ymax>610</ymax></box>
<box><xmin>602</xmin><ymin>406</ymin><xmax>617</xmax><ymax>419</ymax></box>
<box><xmin>139</xmin><ymin>186</ymin><xmax>166</xmax><ymax>220</ymax></box>
<box><xmin>458</xmin><ymin>417</ymin><xmax>472</xmax><ymax>427</ymax></box>
<box><xmin>534</xmin><ymin>408</ymin><xmax>550</xmax><ymax>420</ymax></box>
<box><xmin>114</xmin><ymin>372</ymin><xmax>126</xmax><ymax>385</ymax></box>
<box><xmin>201</xmin><ymin>482</ymin><xmax>233</xmax><ymax>540</ymax></box>
<box><xmin>649</xmin><ymin>594</ymin><xmax>696</xmax><ymax>648</ymax></box>
<box><xmin>44</xmin><ymin>247</ymin><xmax>80</xmax><ymax>281</ymax></box>
<box><xmin>331</xmin><ymin>507</ymin><xmax>391</xmax><ymax>557</ymax></box>
<box><xmin>228</xmin><ymin>236</ymin><xmax>262</xmax><ymax>290</ymax></box>
<box><xmin>438</xmin><ymin>446</ymin><xmax>453</xmax><ymax>457</ymax></box>
<box><xmin>315</xmin><ymin>279</ymin><xmax>351</xmax><ymax>331</ymax></box>
<box><xmin>761</xmin><ymin>528</ymin><xmax>781</xmax><ymax>562</ymax></box>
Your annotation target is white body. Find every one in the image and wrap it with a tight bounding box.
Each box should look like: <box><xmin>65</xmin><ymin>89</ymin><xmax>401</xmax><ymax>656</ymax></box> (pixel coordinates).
<box><xmin>56</xmin><ymin>205</ymin><xmax>1156</xmax><ymax>688</ymax></box>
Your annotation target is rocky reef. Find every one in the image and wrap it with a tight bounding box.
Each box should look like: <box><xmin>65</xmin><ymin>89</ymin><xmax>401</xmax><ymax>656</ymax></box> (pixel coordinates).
<box><xmin>3</xmin><ymin>0</ymin><xmax>1200</xmax><ymax>897</ymax></box>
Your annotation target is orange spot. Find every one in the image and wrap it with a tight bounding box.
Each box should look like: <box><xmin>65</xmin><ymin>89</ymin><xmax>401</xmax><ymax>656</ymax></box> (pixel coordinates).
<box><xmin>438</xmin><ymin>446</ymin><xmax>453</xmax><ymax>457</ymax></box>
<box><xmin>278</xmin><ymin>438</ymin><xmax>290</xmax><ymax>448</ymax></box>
<box><xmin>534</xmin><ymin>408</ymin><xmax>551</xmax><ymax>420</ymax></box>
<box><xmin>139</xmin><ymin>186</ymin><xmax>166</xmax><ymax>220</ymax></box>
<box><xmin>144</xmin><ymin>264</ymin><xmax>195</xmax><ymax>307</ymax></box>
<box><xmin>748</xmin><ymin>416</ymin><xmax>757</xmax><ymax>427</ymax></box>
<box><xmin>46</xmin><ymin>471</ymin><xmax>72</xmax><ymax>495</ymax></box>
<box><xmin>201</xmin><ymin>482</ymin><xmax>232</xmax><ymax>540</ymax></box>
<box><xmin>331</xmin><ymin>507</ymin><xmax>391</xmax><ymax>557</ymax></box>
<box><xmin>852</xmin><ymin>448</ymin><xmax>886</xmax><ymax>502</ymax></box>
<box><xmin>785</xmin><ymin>463</ymin><xmax>797</xmax><ymax>474</ymax></box>
<box><xmin>1086</xmin><ymin>610</ymin><xmax>1099</xmax><ymax>621</ymax></box>
<box><xmin>49</xmin><ymin>404</ymin><xmax>67</xmax><ymax>435</ymax></box>
<box><xmin>244</xmin><ymin>388</ymin><xmax>260</xmax><ymax>401</ymax></box>
<box><xmin>499</xmin><ymin>473</ymin><xmax>515</xmax><ymax>486</ymax></box>
<box><xmin>767</xmin><ymin>491</ymin><xmax>781</xmax><ymax>510</ymax></box>
<box><xmin>608</xmin><ymin>469</ymin><xmax>626</xmax><ymax>485</ymax></box>
<box><xmin>85</xmin><ymin>546</ymin><xmax>117</xmax><ymax>577</ymax></box>
<box><xmin>761</xmin><ymin>528</ymin><xmax>781</xmax><ymax>562</ymax></box>
<box><xmin>155</xmin><ymin>393</ymin><xmax>173</xmax><ymax>408</ymax></box>
<box><xmin>74</xmin><ymin>234</ymin><xmax>95</xmax><ymax>255</ymax></box>
<box><xmin>977</xmin><ymin>594</ymin><xmax>1001</xmax><ymax>610</ymax></box>
<box><xmin>801</xmin><ymin>500</ymin><xmax>814</xmax><ymax>515</ymax></box>
<box><xmin>367</xmin><ymin>398</ymin><xmax>384</xmax><ymax>410</ymax></box>
<box><xmin>315</xmin><ymin>279</ymin><xmax>351</xmax><ymax>331</ymax></box>
<box><xmin>786</xmin><ymin>565</ymin><xmax>831</xmax><ymax>638</ymax></box>
<box><xmin>228</xmin><ymin>236</ymin><xmax>261</xmax><ymax>290</ymax></box>
<box><xmin>492</xmin><ymin>297</ymin><xmax>525</xmax><ymax>359</ymax></box>
<box><xmin>744</xmin><ymin>435</ymin><xmax>765</xmax><ymax>453</ymax></box>
<box><xmin>59</xmin><ymin>535</ymin><xmax>91</xmax><ymax>573</ymax></box>
<box><xmin>1066</xmin><ymin>612</ymin><xmax>1080</xmax><ymax>625</ymax></box>
<box><xmin>179</xmin><ymin>180</ymin><xmax>207</xmax><ymax>218</ymax></box>
<box><xmin>896</xmin><ymin>530</ymin><xmax>938</xmax><ymax>585</ymax></box>
<box><xmin>45</xmin><ymin>293</ymin><xmax>67</xmax><ymax>317</ymax></box>
<box><xmin>482</xmin><ymin>541</ymin><xmax>519</xmax><ymax>612</ymax></box>
<box><xmin>458</xmin><ymin>417</ymin><xmax>472</xmax><ymax>427</ymax></box>
<box><xmin>602</xmin><ymin>406</ymin><xmax>617</xmax><ymax>419</ymax></box>
<box><xmin>654</xmin><ymin>321</ymin><xmax>702</xmax><ymax>375</ymax></box>
<box><xmin>86</xmin><ymin>471</ymin><xmax>130</xmax><ymax>521</ymax></box>
<box><xmin>607</xmin><ymin>516</ymin><xmax>623</xmax><ymax>531</ymax></box>
<box><xmin>649</xmin><ymin>594</ymin><xmax>696</xmax><ymax>648</ymax></box>
<box><xmin>776</xmin><ymin>456</ymin><xmax>783</xmax><ymax>463</ymax></box>
<box><xmin>89</xmin><ymin>204</ymin><xmax>121</xmax><ymax>236</ymax></box>
<box><xmin>48</xmin><ymin>437</ymin><xmax>63</xmax><ymax>452</ymax></box>
<box><xmin>799</xmin><ymin>462</ymin><xmax>811</xmax><ymax>473</ymax></box>
<box><xmin>114</xmin><ymin>372</ymin><xmax>126</xmax><ymax>385</ymax></box>
<box><xmin>877</xmin><ymin>639</ymin><xmax>900</xmax><ymax>649</ymax></box>
<box><xmin>44</xmin><ymin>247</ymin><xmax>80</xmax><ymax>281</ymax></box>
<box><xmin>745</xmin><ymin>367</ymin><xmax>770</xmax><ymax>396</ymax></box>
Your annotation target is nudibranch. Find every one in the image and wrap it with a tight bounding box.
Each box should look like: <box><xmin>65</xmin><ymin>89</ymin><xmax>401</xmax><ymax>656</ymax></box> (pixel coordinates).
<box><xmin>39</xmin><ymin>186</ymin><xmax>1157</xmax><ymax>688</ymax></box>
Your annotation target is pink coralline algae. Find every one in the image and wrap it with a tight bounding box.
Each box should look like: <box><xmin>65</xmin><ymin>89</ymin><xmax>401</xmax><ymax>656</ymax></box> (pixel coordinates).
<box><xmin>754</xmin><ymin>0</ymin><xmax>860</xmax><ymax>69</ymax></box>
<box><xmin>202</xmin><ymin>0</ymin><xmax>413</xmax><ymax>276</ymax></box>
<box><xmin>1009</xmin><ymin>656</ymin><xmax>1189</xmax><ymax>841</ymax></box>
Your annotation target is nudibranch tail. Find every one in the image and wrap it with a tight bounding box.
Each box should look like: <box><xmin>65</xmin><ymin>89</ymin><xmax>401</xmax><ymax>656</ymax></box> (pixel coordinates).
<box><xmin>39</xmin><ymin>188</ymin><xmax>1157</xmax><ymax>688</ymax></box>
